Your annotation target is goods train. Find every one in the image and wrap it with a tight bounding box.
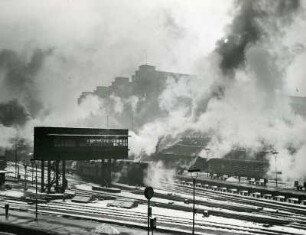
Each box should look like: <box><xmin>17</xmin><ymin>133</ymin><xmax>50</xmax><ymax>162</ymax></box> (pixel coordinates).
<box><xmin>73</xmin><ymin>159</ymin><xmax>149</xmax><ymax>186</ymax></box>
<box><xmin>73</xmin><ymin>152</ymin><xmax>270</xmax><ymax>186</ymax></box>
<box><xmin>203</xmin><ymin>149</ymin><xmax>270</xmax><ymax>179</ymax></box>
<box><xmin>65</xmin><ymin>137</ymin><xmax>270</xmax><ymax>185</ymax></box>
<box><xmin>154</xmin><ymin>137</ymin><xmax>270</xmax><ymax>180</ymax></box>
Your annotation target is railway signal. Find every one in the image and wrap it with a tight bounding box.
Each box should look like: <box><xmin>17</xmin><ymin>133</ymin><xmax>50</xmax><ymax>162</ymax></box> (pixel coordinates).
<box><xmin>150</xmin><ymin>217</ymin><xmax>157</xmax><ymax>231</ymax></box>
<box><xmin>144</xmin><ymin>186</ymin><xmax>154</xmax><ymax>200</ymax></box>
<box><xmin>144</xmin><ymin>187</ymin><xmax>155</xmax><ymax>235</ymax></box>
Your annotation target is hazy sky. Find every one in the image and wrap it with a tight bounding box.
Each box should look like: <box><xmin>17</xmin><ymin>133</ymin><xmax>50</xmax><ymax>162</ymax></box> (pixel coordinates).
<box><xmin>0</xmin><ymin>0</ymin><xmax>233</xmax><ymax>82</ymax></box>
<box><xmin>0</xmin><ymin>0</ymin><xmax>304</xmax><ymax>110</ymax></box>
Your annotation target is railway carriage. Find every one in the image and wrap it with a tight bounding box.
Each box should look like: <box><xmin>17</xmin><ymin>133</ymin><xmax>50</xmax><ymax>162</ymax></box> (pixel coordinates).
<box><xmin>75</xmin><ymin>159</ymin><xmax>150</xmax><ymax>186</ymax></box>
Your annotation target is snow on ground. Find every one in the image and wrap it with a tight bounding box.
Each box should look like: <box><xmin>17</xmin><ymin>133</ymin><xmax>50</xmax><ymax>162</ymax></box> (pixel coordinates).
<box><xmin>3</xmin><ymin>170</ymin><xmax>306</xmax><ymax>234</ymax></box>
<box><xmin>75</xmin><ymin>184</ymin><xmax>92</xmax><ymax>191</ymax></box>
<box><xmin>0</xmin><ymin>209</ymin><xmax>174</xmax><ymax>235</ymax></box>
<box><xmin>0</xmin><ymin>190</ymin><xmax>24</xmax><ymax>198</ymax></box>
<box><xmin>72</xmin><ymin>184</ymin><xmax>306</xmax><ymax>235</ymax></box>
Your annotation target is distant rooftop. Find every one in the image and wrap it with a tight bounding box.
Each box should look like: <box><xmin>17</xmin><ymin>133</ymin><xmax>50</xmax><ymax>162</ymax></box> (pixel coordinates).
<box><xmin>290</xmin><ymin>96</ymin><xmax>306</xmax><ymax>117</ymax></box>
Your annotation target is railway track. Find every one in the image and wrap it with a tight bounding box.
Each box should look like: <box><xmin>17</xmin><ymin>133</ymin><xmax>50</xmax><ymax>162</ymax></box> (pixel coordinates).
<box><xmin>153</xmin><ymin>181</ymin><xmax>306</xmax><ymax>228</ymax></box>
<box><xmin>0</xmin><ymin>197</ymin><xmax>302</xmax><ymax>235</ymax></box>
<box><xmin>3</xmin><ymin>166</ymin><xmax>306</xmax><ymax>234</ymax></box>
<box><xmin>73</xmin><ymin>180</ymin><xmax>305</xmax><ymax>227</ymax></box>
<box><xmin>158</xmin><ymin>180</ymin><xmax>306</xmax><ymax>216</ymax></box>
<box><xmin>3</xmin><ymin>182</ymin><xmax>306</xmax><ymax>232</ymax></box>
<box><xmin>74</xmin><ymin>186</ymin><xmax>305</xmax><ymax>229</ymax></box>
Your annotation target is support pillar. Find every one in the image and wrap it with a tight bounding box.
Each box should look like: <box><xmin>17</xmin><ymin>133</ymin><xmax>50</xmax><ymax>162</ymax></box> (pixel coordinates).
<box><xmin>108</xmin><ymin>159</ymin><xmax>112</xmax><ymax>186</ymax></box>
<box><xmin>101</xmin><ymin>159</ymin><xmax>106</xmax><ymax>186</ymax></box>
<box><xmin>41</xmin><ymin>160</ymin><xmax>45</xmax><ymax>192</ymax></box>
<box><xmin>55</xmin><ymin>160</ymin><xmax>59</xmax><ymax>192</ymax></box>
<box><xmin>101</xmin><ymin>159</ymin><xmax>105</xmax><ymax>178</ymax></box>
<box><xmin>62</xmin><ymin>160</ymin><xmax>66</xmax><ymax>193</ymax></box>
<box><xmin>113</xmin><ymin>159</ymin><xmax>117</xmax><ymax>172</ymax></box>
<box><xmin>47</xmin><ymin>160</ymin><xmax>51</xmax><ymax>193</ymax></box>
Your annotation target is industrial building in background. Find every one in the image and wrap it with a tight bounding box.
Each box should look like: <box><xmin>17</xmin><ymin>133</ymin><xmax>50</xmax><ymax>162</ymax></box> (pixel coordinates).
<box><xmin>76</xmin><ymin>64</ymin><xmax>306</xmax><ymax>182</ymax></box>
<box><xmin>78</xmin><ymin>64</ymin><xmax>306</xmax><ymax>128</ymax></box>
<box><xmin>78</xmin><ymin>64</ymin><xmax>194</xmax><ymax>130</ymax></box>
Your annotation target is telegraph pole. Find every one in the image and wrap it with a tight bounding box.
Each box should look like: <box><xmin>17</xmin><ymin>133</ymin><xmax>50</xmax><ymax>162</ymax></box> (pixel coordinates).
<box><xmin>274</xmin><ymin>153</ymin><xmax>278</xmax><ymax>188</ymax></box>
<box><xmin>31</xmin><ymin>159</ymin><xmax>38</xmax><ymax>221</ymax></box>
<box><xmin>23</xmin><ymin>161</ymin><xmax>28</xmax><ymax>189</ymax></box>
<box><xmin>188</xmin><ymin>168</ymin><xmax>200</xmax><ymax>235</ymax></box>
<box><xmin>131</xmin><ymin>111</ymin><xmax>134</xmax><ymax>131</ymax></box>
<box><xmin>272</xmin><ymin>151</ymin><xmax>278</xmax><ymax>188</ymax></box>
<box><xmin>35</xmin><ymin>161</ymin><xmax>38</xmax><ymax>221</ymax></box>
<box><xmin>15</xmin><ymin>138</ymin><xmax>17</xmax><ymax>179</ymax></box>
<box><xmin>192</xmin><ymin>177</ymin><xmax>196</xmax><ymax>234</ymax></box>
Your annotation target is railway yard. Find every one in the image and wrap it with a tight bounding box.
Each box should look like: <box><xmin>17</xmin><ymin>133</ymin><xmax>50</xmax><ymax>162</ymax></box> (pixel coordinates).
<box><xmin>1</xmin><ymin>163</ymin><xmax>306</xmax><ymax>235</ymax></box>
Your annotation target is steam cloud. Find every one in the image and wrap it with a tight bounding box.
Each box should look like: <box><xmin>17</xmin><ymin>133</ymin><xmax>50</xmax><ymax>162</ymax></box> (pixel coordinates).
<box><xmin>0</xmin><ymin>0</ymin><xmax>306</xmax><ymax>182</ymax></box>
<box><xmin>0</xmin><ymin>0</ymin><xmax>232</xmax><ymax>141</ymax></box>
<box><xmin>0</xmin><ymin>100</ymin><xmax>29</xmax><ymax>127</ymax></box>
<box><xmin>131</xmin><ymin>0</ymin><xmax>306</xmax><ymax>182</ymax></box>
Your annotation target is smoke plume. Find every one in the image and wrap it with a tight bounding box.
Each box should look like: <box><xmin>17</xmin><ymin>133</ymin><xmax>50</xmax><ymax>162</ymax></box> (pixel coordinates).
<box><xmin>0</xmin><ymin>48</ymin><xmax>52</xmax><ymax>117</ymax></box>
<box><xmin>130</xmin><ymin>0</ymin><xmax>306</xmax><ymax>181</ymax></box>
<box><xmin>0</xmin><ymin>100</ymin><xmax>29</xmax><ymax>127</ymax></box>
<box><xmin>0</xmin><ymin>0</ymin><xmax>306</xmax><ymax>182</ymax></box>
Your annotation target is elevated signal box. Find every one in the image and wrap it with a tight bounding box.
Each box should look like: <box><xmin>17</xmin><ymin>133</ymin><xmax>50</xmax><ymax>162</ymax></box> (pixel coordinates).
<box><xmin>34</xmin><ymin>127</ymin><xmax>128</xmax><ymax>161</ymax></box>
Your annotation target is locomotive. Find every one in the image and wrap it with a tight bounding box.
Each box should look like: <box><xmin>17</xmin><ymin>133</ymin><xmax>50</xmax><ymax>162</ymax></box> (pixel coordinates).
<box><xmin>73</xmin><ymin>136</ymin><xmax>271</xmax><ymax>186</ymax></box>
<box><xmin>74</xmin><ymin>159</ymin><xmax>150</xmax><ymax>186</ymax></box>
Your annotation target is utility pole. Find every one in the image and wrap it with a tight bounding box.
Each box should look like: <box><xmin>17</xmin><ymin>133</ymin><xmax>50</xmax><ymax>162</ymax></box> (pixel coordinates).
<box><xmin>31</xmin><ymin>161</ymin><xmax>34</xmax><ymax>185</ymax></box>
<box><xmin>188</xmin><ymin>168</ymin><xmax>200</xmax><ymax>235</ymax></box>
<box><xmin>272</xmin><ymin>151</ymin><xmax>279</xmax><ymax>188</ymax></box>
<box><xmin>35</xmin><ymin>161</ymin><xmax>38</xmax><ymax>221</ymax></box>
<box><xmin>192</xmin><ymin>177</ymin><xmax>196</xmax><ymax>234</ymax></box>
<box><xmin>205</xmin><ymin>148</ymin><xmax>210</xmax><ymax>177</ymax></box>
<box><xmin>15</xmin><ymin>138</ymin><xmax>17</xmax><ymax>179</ymax></box>
<box><xmin>131</xmin><ymin>111</ymin><xmax>134</xmax><ymax>131</ymax></box>
<box><xmin>31</xmin><ymin>159</ymin><xmax>38</xmax><ymax>221</ymax></box>
<box><xmin>23</xmin><ymin>161</ymin><xmax>28</xmax><ymax>189</ymax></box>
<box><xmin>274</xmin><ymin>154</ymin><xmax>278</xmax><ymax>188</ymax></box>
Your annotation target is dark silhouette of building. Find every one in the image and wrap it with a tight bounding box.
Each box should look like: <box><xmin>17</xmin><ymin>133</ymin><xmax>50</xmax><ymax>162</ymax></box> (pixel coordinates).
<box><xmin>77</xmin><ymin>64</ymin><xmax>194</xmax><ymax>130</ymax></box>
<box><xmin>78</xmin><ymin>64</ymin><xmax>193</xmax><ymax>104</ymax></box>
